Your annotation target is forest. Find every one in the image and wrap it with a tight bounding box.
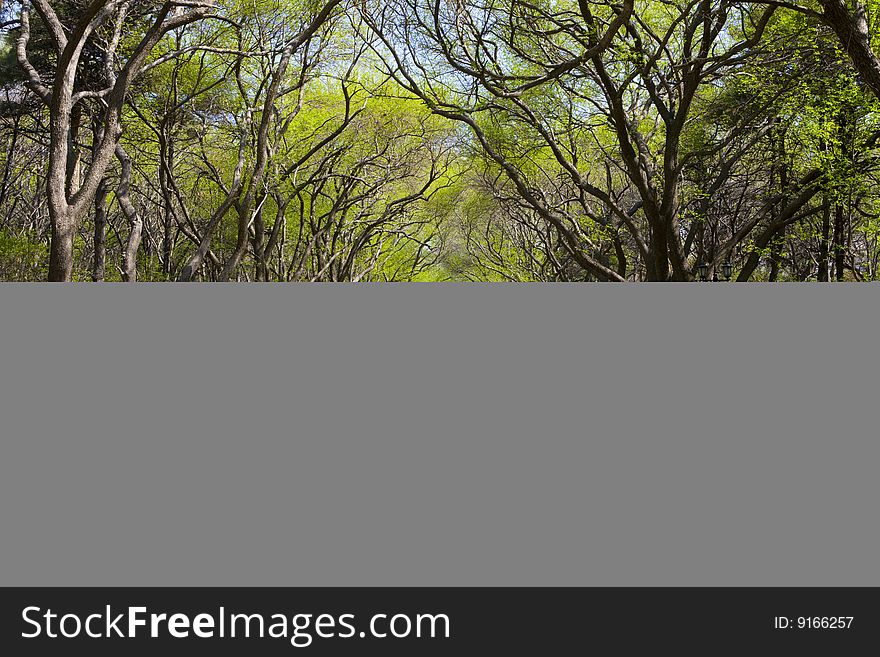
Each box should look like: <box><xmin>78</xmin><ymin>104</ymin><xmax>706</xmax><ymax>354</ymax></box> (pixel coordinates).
<box><xmin>2</xmin><ymin>0</ymin><xmax>880</xmax><ymax>281</ymax></box>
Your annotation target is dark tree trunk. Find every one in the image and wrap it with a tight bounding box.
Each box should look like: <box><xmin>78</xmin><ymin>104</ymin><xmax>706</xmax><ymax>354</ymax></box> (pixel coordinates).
<box><xmin>768</xmin><ymin>127</ymin><xmax>787</xmax><ymax>282</ymax></box>
<box><xmin>0</xmin><ymin>115</ymin><xmax>18</xmax><ymax>213</ymax></box>
<box><xmin>822</xmin><ymin>0</ymin><xmax>880</xmax><ymax>103</ymax></box>
<box><xmin>833</xmin><ymin>203</ymin><xmax>846</xmax><ymax>280</ymax></box>
<box><xmin>648</xmin><ymin>220</ymin><xmax>670</xmax><ymax>281</ymax></box>
<box><xmin>768</xmin><ymin>226</ymin><xmax>784</xmax><ymax>281</ymax></box>
<box><xmin>92</xmin><ymin>178</ymin><xmax>108</xmax><ymax>281</ymax></box>
<box><xmin>160</xmin><ymin>128</ymin><xmax>175</xmax><ymax>278</ymax></box>
<box><xmin>818</xmin><ymin>197</ymin><xmax>830</xmax><ymax>281</ymax></box>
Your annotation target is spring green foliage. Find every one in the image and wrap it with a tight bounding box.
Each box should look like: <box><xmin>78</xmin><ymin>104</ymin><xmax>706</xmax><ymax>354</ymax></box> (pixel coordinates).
<box><xmin>2</xmin><ymin>0</ymin><xmax>880</xmax><ymax>280</ymax></box>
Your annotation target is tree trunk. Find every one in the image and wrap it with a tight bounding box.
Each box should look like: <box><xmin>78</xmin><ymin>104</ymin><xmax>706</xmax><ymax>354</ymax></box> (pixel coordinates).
<box><xmin>48</xmin><ymin>221</ymin><xmax>75</xmax><ymax>282</ymax></box>
<box><xmin>818</xmin><ymin>197</ymin><xmax>830</xmax><ymax>281</ymax></box>
<box><xmin>768</xmin><ymin>128</ymin><xmax>786</xmax><ymax>282</ymax></box>
<box><xmin>92</xmin><ymin>178</ymin><xmax>108</xmax><ymax>281</ymax></box>
<box><xmin>648</xmin><ymin>220</ymin><xmax>670</xmax><ymax>281</ymax></box>
<box><xmin>0</xmin><ymin>115</ymin><xmax>19</xmax><ymax>214</ymax></box>
<box><xmin>116</xmin><ymin>146</ymin><xmax>142</xmax><ymax>282</ymax></box>
<box><xmin>66</xmin><ymin>104</ymin><xmax>82</xmax><ymax>198</ymax></box>
<box><xmin>833</xmin><ymin>203</ymin><xmax>846</xmax><ymax>280</ymax></box>
<box><xmin>252</xmin><ymin>202</ymin><xmax>267</xmax><ymax>281</ymax></box>
<box><xmin>768</xmin><ymin>226</ymin><xmax>784</xmax><ymax>281</ymax></box>
<box><xmin>159</xmin><ymin>125</ymin><xmax>175</xmax><ymax>278</ymax></box>
<box><xmin>832</xmin><ymin>110</ymin><xmax>851</xmax><ymax>281</ymax></box>
<box><xmin>822</xmin><ymin>0</ymin><xmax>880</xmax><ymax>103</ymax></box>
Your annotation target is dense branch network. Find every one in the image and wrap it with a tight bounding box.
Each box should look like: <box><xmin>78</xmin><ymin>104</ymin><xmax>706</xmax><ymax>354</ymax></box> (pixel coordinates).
<box><xmin>2</xmin><ymin>0</ymin><xmax>880</xmax><ymax>280</ymax></box>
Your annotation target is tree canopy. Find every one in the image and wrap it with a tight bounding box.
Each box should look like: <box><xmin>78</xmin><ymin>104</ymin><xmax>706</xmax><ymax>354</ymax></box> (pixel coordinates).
<box><xmin>3</xmin><ymin>0</ymin><xmax>880</xmax><ymax>280</ymax></box>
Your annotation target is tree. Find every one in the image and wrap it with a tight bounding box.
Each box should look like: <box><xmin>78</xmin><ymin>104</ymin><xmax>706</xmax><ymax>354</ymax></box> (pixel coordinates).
<box><xmin>14</xmin><ymin>0</ymin><xmax>216</xmax><ymax>280</ymax></box>
<box><xmin>4</xmin><ymin>0</ymin><xmax>880</xmax><ymax>281</ymax></box>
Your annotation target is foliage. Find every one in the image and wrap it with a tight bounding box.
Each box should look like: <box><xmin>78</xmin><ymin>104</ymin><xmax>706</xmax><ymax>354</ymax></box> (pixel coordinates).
<box><xmin>2</xmin><ymin>0</ymin><xmax>880</xmax><ymax>280</ymax></box>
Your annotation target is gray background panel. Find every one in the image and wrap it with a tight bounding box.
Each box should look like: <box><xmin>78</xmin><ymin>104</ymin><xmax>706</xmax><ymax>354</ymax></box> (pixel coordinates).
<box><xmin>0</xmin><ymin>285</ymin><xmax>876</xmax><ymax>585</ymax></box>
